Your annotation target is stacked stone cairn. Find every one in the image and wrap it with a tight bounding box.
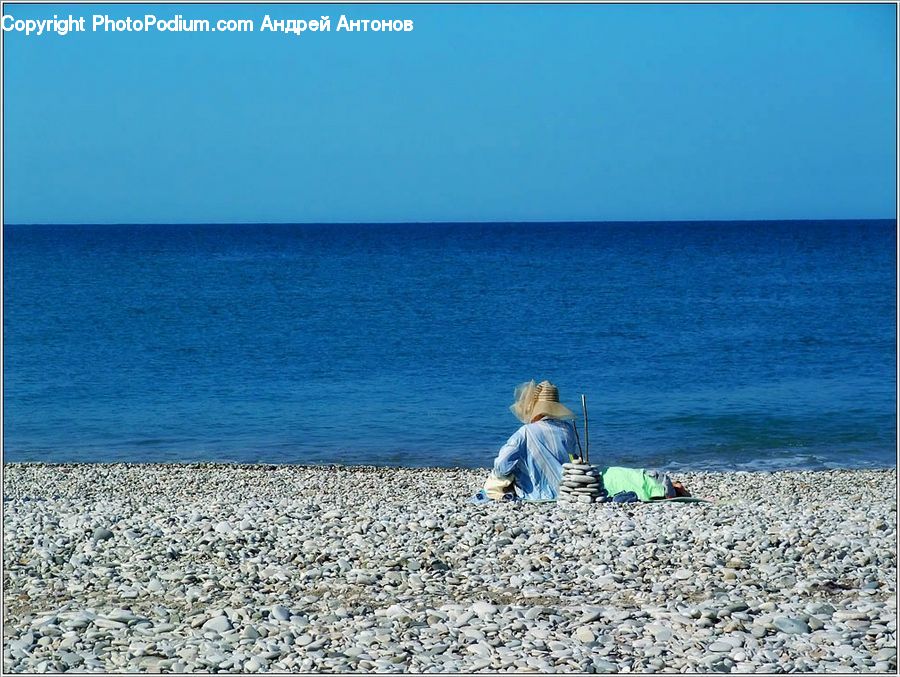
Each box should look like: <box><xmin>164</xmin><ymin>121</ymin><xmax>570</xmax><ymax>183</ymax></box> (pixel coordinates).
<box><xmin>558</xmin><ymin>462</ymin><xmax>605</xmax><ymax>504</ymax></box>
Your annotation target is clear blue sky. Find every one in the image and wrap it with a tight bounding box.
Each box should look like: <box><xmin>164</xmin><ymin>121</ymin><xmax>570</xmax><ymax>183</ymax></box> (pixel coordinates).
<box><xmin>3</xmin><ymin>3</ymin><xmax>896</xmax><ymax>224</ymax></box>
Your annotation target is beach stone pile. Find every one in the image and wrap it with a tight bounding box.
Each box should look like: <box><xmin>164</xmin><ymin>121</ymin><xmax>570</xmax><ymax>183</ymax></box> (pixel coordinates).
<box><xmin>557</xmin><ymin>463</ymin><xmax>605</xmax><ymax>504</ymax></box>
<box><xmin>3</xmin><ymin>463</ymin><xmax>897</xmax><ymax>673</ymax></box>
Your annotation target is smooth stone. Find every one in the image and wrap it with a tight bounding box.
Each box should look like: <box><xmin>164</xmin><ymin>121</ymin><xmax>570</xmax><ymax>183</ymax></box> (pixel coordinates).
<box><xmin>91</xmin><ymin>527</ymin><xmax>114</xmax><ymax>542</ymax></box>
<box><xmin>10</xmin><ymin>633</ymin><xmax>35</xmax><ymax>651</ymax></box>
<box><xmin>524</xmin><ymin>606</ymin><xmax>546</xmax><ymax>620</ymax></box>
<box><xmin>271</xmin><ymin>605</ymin><xmax>290</xmax><ymax>621</ymax></box>
<box><xmin>468</xmin><ymin>641</ymin><xmax>492</xmax><ymax>658</ymax></box>
<box><xmin>202</xmin><ymin>616</ymin><xmax>233</xmax><ymax>633</ymax></box>
<box><xmin>874</xmin><ymin>648</ymin><xmax>896</xmax><ymax>661</ymax></box>
<box><xmin>566</xmin><ymin>475</ymin><xmax>600</xmax><ymax>485</ymax></box>
<box><xmin>575</xmin><ymin>626</ymin><xmax>596</xmax><ymax>644</ymax></box>
<box><xmin>580</xmin><ymin>607</ymin><xmax>604</xmax><ymax>624</ymax></box>
<box><xmin>718</xmin><ymin>602</ymin><xmax>749</xmax><ymax>617</ymax></box>
<box><xmin>773</xmin><ymin>617</ymin><xmax>809</xmax><ymax>635</ymax></box>
<box><xmin>807</xmin><ymin>616</ymin><xmax>825</xmax><ymax>631</ymax></box>
<box><xmin>648</xmin><ymin>626</ymin><xmax>672</xmax><ymax>642</ymax></box>
<box><xmin>592</xmin><ymin>659</ymin><xmax>618</xmax><ymax>672</ymax></box>
<box><xmin>94</xmin><ymin>618</ymin><xmax>127</xmax><ymax>630</ymax></box>
<box><xmin>104</xmin><ymin>610</ymin><xmax>143</xmax><ymax>624</ymax></box>
<box><xmin>807</xmin><ymin>603</ymin><xmax>835</xmax><ymax>617</ymax></box>
<box><xmin>472</xmin><ymin>601</ymin><xmax>498</xmax><ymax>618</ymax></box>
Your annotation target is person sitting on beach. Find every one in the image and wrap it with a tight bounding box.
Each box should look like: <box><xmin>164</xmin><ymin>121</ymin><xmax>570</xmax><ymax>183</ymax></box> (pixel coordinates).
<box><xmin>477</xmin><ymin>380</ymin><xmax>695</xmax><ymax>504</ymax></box>
<box><xmin>483</xmin><ymin>380</ymin><xmax>578</xmax><ymax>501</ymax></box>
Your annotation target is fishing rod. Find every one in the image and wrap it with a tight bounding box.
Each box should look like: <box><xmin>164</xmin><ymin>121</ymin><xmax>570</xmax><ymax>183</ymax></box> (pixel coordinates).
<box><xmin>581</xmin><ymin>394</ymin><xmax>590</xmax><ymax>465</ymax></box>
<box><xmin>572</xmin><ymin>415</ymin><xmax>585</xmax><ymax>463</ymax></box>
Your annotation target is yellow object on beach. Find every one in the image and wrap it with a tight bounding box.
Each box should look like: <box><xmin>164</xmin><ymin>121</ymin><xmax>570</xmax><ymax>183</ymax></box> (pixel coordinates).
<box><xmin>483</xmin><ymin>473</ymin><xmax>513</xmax><ymax>500</ymax></box>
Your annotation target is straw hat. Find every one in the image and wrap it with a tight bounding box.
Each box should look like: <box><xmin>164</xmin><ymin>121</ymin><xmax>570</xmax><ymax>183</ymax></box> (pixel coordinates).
<box><xmin>510</xmin><ymin>380</ymin><xmax>576</xmax><ymax>423</ymax></box>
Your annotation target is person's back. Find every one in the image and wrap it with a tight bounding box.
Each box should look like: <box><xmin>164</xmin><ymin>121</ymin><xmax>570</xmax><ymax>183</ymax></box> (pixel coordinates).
<box><xmin>490</xmin><ymin>380</ymin><xmax>578</xmax><ymax>500</ymax></box>
<box><xmin>494</xmin><ymin>417</ymin><xmax>576</xmax><ymax>500</ymax></box>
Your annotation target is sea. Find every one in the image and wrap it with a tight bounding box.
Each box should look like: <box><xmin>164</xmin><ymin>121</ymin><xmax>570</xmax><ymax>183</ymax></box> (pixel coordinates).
<box><xmin>3</xmin><ymin>220</ymin><xmax>896</xmax><ymax>471</ymax></box>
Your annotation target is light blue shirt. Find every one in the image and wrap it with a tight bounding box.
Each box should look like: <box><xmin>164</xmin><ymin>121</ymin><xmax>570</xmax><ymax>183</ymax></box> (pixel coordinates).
<box><xmin>492</xmin><ymin>418</ymin><xmax>577</xmax><ymax>500</ymax></box>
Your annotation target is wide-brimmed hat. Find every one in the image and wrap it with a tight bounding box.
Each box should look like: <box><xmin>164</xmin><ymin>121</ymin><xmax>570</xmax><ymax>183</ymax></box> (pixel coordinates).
<box><xmin>510</xmin><ymin>380</ymin><xmax>576</xmax><ymax>423</ymax></box>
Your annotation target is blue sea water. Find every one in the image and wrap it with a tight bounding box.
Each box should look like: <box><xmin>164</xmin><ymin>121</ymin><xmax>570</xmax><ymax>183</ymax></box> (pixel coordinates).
<box><xmin>3</xmin><ymin>221</ymin><xmax>896</xmax><ymax>471</ymax></box>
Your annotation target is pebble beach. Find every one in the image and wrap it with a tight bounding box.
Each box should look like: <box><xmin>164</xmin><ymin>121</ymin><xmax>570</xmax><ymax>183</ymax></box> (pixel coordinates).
<box><xmin>3</xmin><ymin>463</ymin><xmax>896</xmax><ymax>673</ymax></box>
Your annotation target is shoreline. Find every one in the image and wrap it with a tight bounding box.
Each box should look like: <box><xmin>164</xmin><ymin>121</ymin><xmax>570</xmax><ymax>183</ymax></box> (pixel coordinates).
<box><xmin>3</xmin><ymin>464</ymin><xmax>896</xmax><ymax>673</ymax></box>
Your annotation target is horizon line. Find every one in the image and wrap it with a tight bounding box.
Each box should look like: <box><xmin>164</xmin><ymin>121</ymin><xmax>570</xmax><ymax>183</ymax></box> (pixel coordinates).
<box><xmin>5</xmin><ymin>216</ymin><xmax>897</xmax><ymax>227</ymax></box>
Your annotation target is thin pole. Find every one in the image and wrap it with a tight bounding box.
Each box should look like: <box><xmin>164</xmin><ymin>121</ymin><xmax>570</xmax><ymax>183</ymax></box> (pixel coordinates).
<box><xmin>581</xmin><ymin>394</ymin><xmax>590</xmax><ymax>465</ymax></box>
<box><xmin>573</xmin><ymin>418</ymin><xmax>584</xmax><ymax>463</ymax></box>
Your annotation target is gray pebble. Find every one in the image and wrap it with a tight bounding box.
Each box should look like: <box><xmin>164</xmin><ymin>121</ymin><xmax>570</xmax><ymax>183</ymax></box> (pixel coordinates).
<box><xmin>773</xmin><ymin>617</ymin><xmax>810</xmax><ymax>635</ymax></box>
<box><xmin>91</xmin><ymin>527</ymin><xmax>113</xmax><ymax>542</ymax></box>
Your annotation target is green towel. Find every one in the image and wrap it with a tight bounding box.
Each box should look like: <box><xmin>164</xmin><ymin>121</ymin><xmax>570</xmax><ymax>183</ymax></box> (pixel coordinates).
<box><xmin>600</xmin><ymin>466</ymin><xmax>669</xmax><ymax>501</ymax></box>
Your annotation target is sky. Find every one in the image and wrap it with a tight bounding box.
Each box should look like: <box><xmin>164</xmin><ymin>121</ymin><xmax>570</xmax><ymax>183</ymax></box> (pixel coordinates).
<box><xmin>2</xmin><ymin>3</ymin><xmax>897</xmax><ymax>224</ymax></box>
